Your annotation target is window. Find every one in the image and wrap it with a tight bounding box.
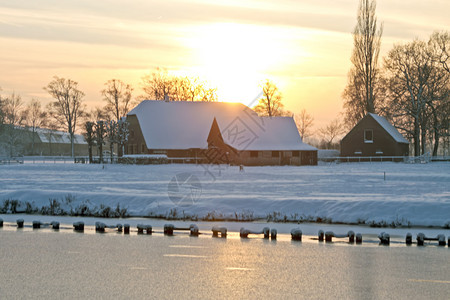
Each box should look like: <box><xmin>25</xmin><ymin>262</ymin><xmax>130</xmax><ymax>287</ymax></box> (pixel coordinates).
<box><xmin>375</xmin><ymin>150</ymin><xmax>383</xmax><ymax>155</ymax></box>
<box><xmin>250</xmin><ymin>151</ymin><xmax>258</xmax><ymax>158</ymax></box>
<box><xmin>364</xmin><ymin>129</ymin><xmax>373</xmax><ymax>143</ymax></box>
<box><xmin>292</xmin><ymin>151</ymin><xmax>300</xmax><ymax>157</ymax></box>
<box><xmin>272</xmin><ymin>151</ymin><xmax>279</xmax><ymax>158</ymax></box>
<box><xmin>354</xmin><ymin>150</ymin><xmax>362</xmax><ymax>155</ymax></box>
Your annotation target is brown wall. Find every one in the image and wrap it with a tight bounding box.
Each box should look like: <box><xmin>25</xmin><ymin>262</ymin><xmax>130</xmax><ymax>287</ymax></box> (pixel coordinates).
<box><xmin>125</xmin><ymin>115</ymin><xmax>148</xmax><ymax>155</ymax></box>
<box><xmin>341</xmin><ymin>116</ymin><xmax>409</xmax><ymax>157</ymax></box>
<box><xmin>125</xmin><ymin>114</ymin><xmax>318</xmax><ymax>165</ymax></box>
<box><xmin>237</xmin><ymin>150</ymin><xmax>317</xmax><ymax>166</ymax></box>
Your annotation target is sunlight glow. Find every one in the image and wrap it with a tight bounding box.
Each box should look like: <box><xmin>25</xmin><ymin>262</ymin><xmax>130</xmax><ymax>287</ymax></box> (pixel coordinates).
<box><xmin>181</xmin><ymin>23</ymin><xmax>309</xmax><ymax>103</ymax></box>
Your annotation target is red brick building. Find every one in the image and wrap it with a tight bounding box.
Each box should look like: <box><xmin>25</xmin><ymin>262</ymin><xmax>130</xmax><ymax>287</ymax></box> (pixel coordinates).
<box><xmin>340</xmin><ymin>113</ymin><xmax>409</xmax><ymax>157</ymax></box>
<box><xmin>125</xmin><ymin>100</ymin><xmax>317</xmax><ymax>165</ymax></box>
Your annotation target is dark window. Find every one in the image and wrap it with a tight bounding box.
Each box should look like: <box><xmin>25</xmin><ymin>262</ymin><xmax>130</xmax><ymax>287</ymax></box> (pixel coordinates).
<box><xmin>250</xmin><ymin>151</ymin><xmax>258</xmax><ymax>158</ymax></box>
<box><xmin>364</xmin><ymin>129</ymin><xmax>373</xmax><ymax>143</ymax></box>
<box><xmin>272</xmin><ymin>151</ymin><xmax>279</xmax><ymax>158</ymax></box>
<box><xmin>292</xmin><ymin>151</ymin><xmax>300</xmax><ymax>157</ymax></box>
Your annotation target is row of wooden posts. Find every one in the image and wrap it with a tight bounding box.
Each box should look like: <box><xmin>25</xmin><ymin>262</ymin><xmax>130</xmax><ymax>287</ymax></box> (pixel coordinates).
<box><xmin>1</xmin><ymin>218</ymin><xmax>448</xmax><ymax>246</ymax></box>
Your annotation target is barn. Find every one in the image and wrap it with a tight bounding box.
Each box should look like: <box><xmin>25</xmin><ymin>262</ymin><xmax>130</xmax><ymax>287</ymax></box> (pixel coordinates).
<box><xmin>125</xmin><ymin>100</ymin><xmax>317</xmax><ymax>165</ymax></box>
<box><xmin>340</xmin><ymin>113</ymin><xmax>409</xmax><ymax>157</ymax></box>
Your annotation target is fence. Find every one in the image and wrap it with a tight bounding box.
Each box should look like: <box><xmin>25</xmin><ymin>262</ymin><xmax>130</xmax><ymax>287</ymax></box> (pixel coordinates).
<box><xmin>318</xmin><ymin>153</ymin><xmax>445</xmax><ymax>164</ymax></box>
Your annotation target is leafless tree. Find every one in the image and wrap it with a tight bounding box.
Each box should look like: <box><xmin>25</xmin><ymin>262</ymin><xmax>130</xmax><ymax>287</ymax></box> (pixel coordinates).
<box><xmin>95</xmin><ymin>120</ymin><xmax>106</xmax><ymax>163</ymax></box>
<box><xmin>106</xmin><ymin>120</ymin><xmax>119</xmax><ymax>163</ymax></box>
<box><xmin>44</xmin><ymin>76</ymin><xmax>85</xmax><ymax>157</ymax></box>
<box><xmin>254</xmin><ymin>80</ymin><xmax>285</xmax><ymax>117</ymax></box>
<box><xmin>101</xmin><ymin>79</ymin><xmax>134</xmax><ymax>121</ymax></box>
<box><xmin>141</xmin><ymin>67</ymin><xmax>175</xmax><ymax>100</ymax></box>
<box><xmin>429</xmin><ymin>31</ymin><xmax>449</xmax><ymax>73</ymax></box>
<box><xmin>84</xmin><ymin>121</ymin><xmax>95</xmax><ymax>163</ymax></box>
<box><xmin>141</xmin><ymin>68</ymin><xmax>218</xmax><ymax>102</ymax></box>
<box><xmin>294</xmin><ymin>109</ymin><xmax>314</xmax><ymax>140</ymax></box>
<box><xmin>1</xmin><ymin>92</ymin><xmax>24</xmax><ymax>156</ymax></box>
<box><xmin>23</xmin><ymin>99</ymin><xmax>47</xmax><ymax>155</ymax></box>
<box><xmin>343</xmin><ymin>0</ymin><xmax>383</xmax><ymax>126</ymax></box>
<box><xmin>318</xmin><ymin>118</ymin><xmax>345</xmax><ymax>149</ymax></box>
<box><xmin>383</xmin><ymin>39</ymin><xmax>449</xmax><ymax>156</ymax></box>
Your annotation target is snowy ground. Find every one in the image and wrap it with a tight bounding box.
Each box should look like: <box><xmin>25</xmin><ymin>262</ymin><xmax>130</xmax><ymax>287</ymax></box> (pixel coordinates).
<box><xmin>0</xmin><ymin>161</ymin><xmax>449</xmax><ymax>227</ymax></box>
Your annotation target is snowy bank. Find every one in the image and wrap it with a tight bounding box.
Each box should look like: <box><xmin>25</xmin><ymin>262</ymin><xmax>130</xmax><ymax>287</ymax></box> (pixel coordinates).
<box><xmin>0</xmin><ymin>162</ymin><xmax>449</xmax><ymax>227</ymax></box>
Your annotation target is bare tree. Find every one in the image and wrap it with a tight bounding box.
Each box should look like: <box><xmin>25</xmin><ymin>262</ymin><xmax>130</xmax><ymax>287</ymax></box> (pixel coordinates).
<box><xmin>23</xmin><ymin>99</ymin><xmax>47</xmax><ymax>155</ymax></box>
<box><xmin>117</xmin><ymin>119</ymin><xmax>129</xmax><ymax>157</ymax></box>
<box><xmin>254</xmin><ymin>80</ymin><xmax>285</xmax><ymax>117</ymax></box>
<box><xmin>318</xmin><ymin>118</ymin><xmax>345</xmax><ymax>149</ymax></box>
<box><xmin>95</xmin><ymin>120</ymin><xmax>107</xmax><ymax>163</ymax></box>
<box><xmin>384</xmin><ymin>40</ymin><xmax>441</xmax><ymax>156</ymax></box>
<box><xmin>295</xmin><ymin>109</ymin><xmax>314</xmax><ymax>140</ymax></box>
<box><xmin>106</xmin><ymin>120</ymin><xmax>118</xmax><ymax>163</ymax></box>
<box><xmin>141</xmin><ymin>68</ymin><xmax>218</xmax><ymax>102</ymax></box>
<box><xmin>141</xmin><ymin>67</ymin><xmax>174</xmax><ymax>100</ymax></box>
<box><xmin>84</xmin><ymin>121</ymin><xmax>95</xmax><ymax>164</ymax></box>
<box><xmin>429</xmin><ymin>31</ymin><xmax>449</xmax><ymax>73</ymax></box>
<box><xmin>44</xmin><ymin>76</ymin><xmax>85</xmax><ymax>158</ymax></box>
<box><xmin>1</xmin><ymin>92</ymin><xmax>24</xmax><ymax>157</ymax></box>
<box><xmin>343</xmin><ymin>0</ymin><xmax>383</xmax><ymax>126</ymax></box>
<box><xmin>101</xmin><ymin>79</ymin><xmax>134</xmax><ymax>121</ymax></box>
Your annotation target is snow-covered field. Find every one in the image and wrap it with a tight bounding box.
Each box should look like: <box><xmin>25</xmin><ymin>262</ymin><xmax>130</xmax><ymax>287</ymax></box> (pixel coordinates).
<box><xmin>0</xmin><ymin>161</ymin><xmax>449</xmax><ymax>227</ymax></box>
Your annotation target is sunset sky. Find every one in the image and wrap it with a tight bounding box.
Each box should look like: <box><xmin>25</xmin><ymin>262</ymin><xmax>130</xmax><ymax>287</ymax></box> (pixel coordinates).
<box><xmin>0</xmin><ymin>0</ymin><xmax>449</xmax><ymax>130</ymax></box>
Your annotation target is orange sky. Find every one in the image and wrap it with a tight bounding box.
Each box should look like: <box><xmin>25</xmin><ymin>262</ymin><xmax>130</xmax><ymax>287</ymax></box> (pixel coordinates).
<box><xmin>0</xmin><ymin>0</ymin><xmax>449</xmax><ymax>131</ymax></box>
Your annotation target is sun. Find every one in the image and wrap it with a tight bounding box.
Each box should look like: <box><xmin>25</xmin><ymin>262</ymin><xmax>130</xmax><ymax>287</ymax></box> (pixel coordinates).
<box><xmin>181</xmin><ymin>22</ymin><xmax>301</xmax><ymax>104</ymax></box>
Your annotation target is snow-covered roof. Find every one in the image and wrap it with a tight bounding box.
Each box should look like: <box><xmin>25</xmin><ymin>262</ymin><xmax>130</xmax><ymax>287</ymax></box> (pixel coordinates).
<box><xmin>368</xmin><ymin>113</ymin><xmax>409</xmax><ymax>144</ymax></box>
<box><xmin>31</xmin><ymin>127</ymin><xmax>87</xmax><ymax>144</ymax></box>
<box><xmin>127</xmin><ymin>100</ymin><xmax>316</xmax><ymax>151</ymax></box>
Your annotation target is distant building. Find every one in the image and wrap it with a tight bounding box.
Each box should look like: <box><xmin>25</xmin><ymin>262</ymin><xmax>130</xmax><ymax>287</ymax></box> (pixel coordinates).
<box><xmin>340</xmin><ymin>113</ymin><xmax>409</xmax><ymax>157</ymax></box>
<box><xmin>0</xmin><ymin>126</ymin><xmax>88</xmax><ymax>156</ymax></box>
<box><xmin>125</xmin><ymin>100</ymin><xmax>317</xmax><ymax>165</ymax></box>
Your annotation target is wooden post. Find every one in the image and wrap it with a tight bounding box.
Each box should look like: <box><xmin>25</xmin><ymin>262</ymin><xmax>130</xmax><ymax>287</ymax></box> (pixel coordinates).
<box><xmin>212</xmin><ymin>226</ymin><xmax>227</xmax><ymax>238</ymax></box>
<box><xmin>356</xmin><ymin>233</ymin><xmax>362</xmax><ymax>244</ymax></box>
<box><xmin>348</xmin><ymin>231</ymin><xmax>355</xmax><ymax>243</ymax></box>
<box><xmin>73</xmin><ymin>221</ymin><xmax>84</xmax><ymax>232</ymax></box>
<box><xmin>33</xmin><ymin>221</ymin><xmax>41</xmax><ymax>229</ymax></box>
<box><xmin>95</xmin><ymin>222</ymin><xmax>106</xmax><ymax>232</ymax></box>
<box><xmin>0</xmin><ymin>218</ymin><xmax>3</xmax><ymax>227</ymax></box>
<box><xmin>146</xmin><ymin>225</ymin><xmax>152</xmax><ymax>235</ymax></box>
<box><xmin>270</xmin><ymin>229</ymin><xmax>277</xmax><ymax>240</ymax></box>
<box><xmin>190</xmin><ymin>224</ymin><xmax>199</xmax><ymax>236</ymax></box>
<box><xmin>17</xmin><ymin>219</ymin><xmax>24</xmax><ymax>228</ymax></box>
<box><xmin>51</xmin><ymin>221</ymin><xmax>60</xmax><ymax>230</ymax></box>
<box><xmin>325</xmin><ymin>231</ymin><xmax>334</xmax><ymax>242</ymax></box>
<box><xmin>405</xmin><ymin>233</ymin><xmax>412</xmax><ymax>245</ymax></box>
<box><xmin>117</xmin><ymin>224</ymin><xmax>123</xmax><ymax>232</ymax></box>
<box><xmin>164</xmin><ymin>224</ymin><xmax>174</xmax><ymax>236</ymax></box>
<box><xmin>124</xmin><ymin>224</ymin><xmax>130</xmax><ymax>234</ymax></box>
<box><xmin>137</xmin><ymin>224</ymin><xmax>145</xmax><ymax>234</ymax></box>
<box><xmin>417</xmin><ymin>233</ymin><xmax>425</xmax><ymax>246</ymax></box>
<box><xmin>291</xmin><ymin>228</ymin><xmax>302</xmax><ymax>241</ymax></box>
<box><xmin>438</xmin><ymin>234</ymin><xmax>446</xmax><ymax>246</ymax></box>
<box><xmin>318</xmin><ymin>230</ymin><xmax>324</xmax><ymax>242</ymax></box>
<box><xmin>378</xmin><ymin>232</ymin><xmax>390</xmax><ymax>245</ymax></box>
<box><xmin>263</xmin><ymin>227</ymin><xmax>270</xmax><ymax>239</ymax></box>
<box><xmin>239</xmin><ymin>228</ymin><xmax>249</xmax><ymax>238</ymax></box>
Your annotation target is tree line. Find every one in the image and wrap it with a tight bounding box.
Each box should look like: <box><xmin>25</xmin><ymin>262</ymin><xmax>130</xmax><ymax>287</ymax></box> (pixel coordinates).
<box><xmin>1</xmin><ymin>69</ymin><xmax>318</xmax><ymax>157</ymax></box>
<box><xmin>0</xmin><ymin>70</ymin><xmax>224</xmax><ymax>158</ymax></box>
<box><xmin>343</xmin><ymin>0</ymin><xmax>449</xmax><ymax>156</ymax></box>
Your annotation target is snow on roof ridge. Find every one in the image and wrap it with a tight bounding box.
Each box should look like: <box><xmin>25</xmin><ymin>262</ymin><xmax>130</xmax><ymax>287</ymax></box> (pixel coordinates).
<box><xmin>368</xmin><ymin>113</ymin><xmax>409</xmax><ymax>144</ymax></box>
